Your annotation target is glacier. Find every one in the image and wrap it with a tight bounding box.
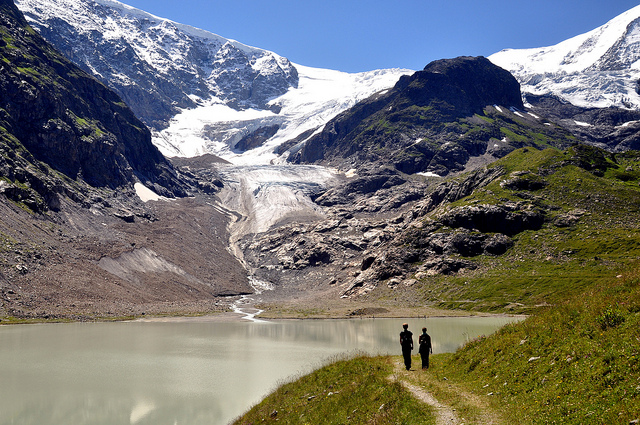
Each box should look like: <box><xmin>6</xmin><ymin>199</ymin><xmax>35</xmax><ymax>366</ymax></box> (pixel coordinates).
<box><xmin>154</xmin><ymin>64</ymin><xmax>411</xmax><ymax>164</ymax></box>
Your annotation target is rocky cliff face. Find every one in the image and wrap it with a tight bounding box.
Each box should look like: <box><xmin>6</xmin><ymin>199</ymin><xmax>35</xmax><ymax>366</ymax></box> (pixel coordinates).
<box><xmin>288</xmin><ymin>56</ymin><xmax>574</xmax><ymax>176</ymax></box>
<box><xmin>15</xmin><ymin>0</ymin><xmax>299</xmax><ymax>130</ymax></box>
<box><xmin>0</xmin><ymin>0</ymin><xmax>186</xmax><ymax>198</ymax></box>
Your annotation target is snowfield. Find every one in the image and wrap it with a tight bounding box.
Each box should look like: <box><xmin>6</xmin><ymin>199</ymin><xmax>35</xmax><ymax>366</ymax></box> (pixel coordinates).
<box><xmin>489</xmin><ymin>5</ymin><xmax>640</xmax><ymax>110</ymax></box>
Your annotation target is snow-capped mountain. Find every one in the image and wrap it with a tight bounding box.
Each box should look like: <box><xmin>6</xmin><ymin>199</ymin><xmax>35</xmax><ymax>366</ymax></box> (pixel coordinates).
<box><xmin>489</xmin><ymin>5</ymin><xmax>640</xmax><ymax>110</ymax></box>
<box><xmin>15</xmin><ymin>0</ymin><xmax>299</xmax><ymax>129</ymax></box>
<box><xmin>15</xmin><ymin>0</ymin><xmax>410</xmax><ymax>164</ymax></box>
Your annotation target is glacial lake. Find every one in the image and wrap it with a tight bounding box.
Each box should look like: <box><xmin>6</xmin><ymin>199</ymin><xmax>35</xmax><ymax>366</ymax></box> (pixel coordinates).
<box><xmin>0</xmin><ymin>316</ymin><xmax>523</xmax><ymax>425</ymax></box>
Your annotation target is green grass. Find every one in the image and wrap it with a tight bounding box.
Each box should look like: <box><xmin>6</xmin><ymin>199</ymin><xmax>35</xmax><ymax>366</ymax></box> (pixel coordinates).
<box><xmin>396</xmin><ymin>146</ymin><xmax>640</xmax><ymax>314</ymax></box>
<box><xmin>500</xmin><ymin>126</ymin><xmax>528</xmax><ymax>143</ymax></box>
<box><xmin>232</xmin><ymin>355</ymin><xmax>436</xmax><ymax>425</ymax></box>
<box><xmin>443</xmin><ymin>267</ymin><xmax>640</xmax><ymax>424</ymax></box>
<box><xmin>16</xmin><ymin>66</ymin><xmax>40</xmax><ymax>77</ymax></box>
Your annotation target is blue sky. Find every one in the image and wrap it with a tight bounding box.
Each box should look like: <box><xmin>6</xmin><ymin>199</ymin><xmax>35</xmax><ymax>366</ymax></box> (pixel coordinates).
<box><xmin>121</xmin><ymin>0</ymin><xmax>640</xmax><ymax>72</ymax></box>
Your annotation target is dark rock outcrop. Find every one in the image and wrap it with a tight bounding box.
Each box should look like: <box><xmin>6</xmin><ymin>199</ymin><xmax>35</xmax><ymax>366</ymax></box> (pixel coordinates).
<box><xmin>314</xmin><ymin>174</ymin><xmax>407</xmax><ymax>207</ymax></box>
<box><xmin>0</xmin><ymin>0</ymin><xmax>185</xmax><ymax>197</ymax></box>
<box><xmin>235</xmin><ymin>125</ymin><xmax>280</xmax><ymax>152</ymax></box>
<box><xmin>526</xmin><ymin>94</ymin><xmax>640</xmax><ymax>152</ymax></box>
<box><xmin>403</xmin><ymin>56</ymin><xmax>524</xmax><ymax>115</ymax></box>
<box><xmin>438</xmin><ymin>203</ymin><xmax>546</xmax><ymax>236</ymax></box>
<box><xmin>288</xmin><ymin>56</ymin><xmax>574</xmax><ymax>176</ymax></box>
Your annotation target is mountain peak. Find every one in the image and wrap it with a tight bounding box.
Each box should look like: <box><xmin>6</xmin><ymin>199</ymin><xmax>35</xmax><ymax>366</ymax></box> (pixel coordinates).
<box><xmin>15</xmin><ymin>0</ymin><xmax>300</xmax><ymax>130</ymax></box>
<box><xmin>489</xmin><ymin>5</ymin><xmax>640</xmax><ymax>109</ymax></box>
<box><xmin>389</xmin><ymin>56</ymin><xmax>524</xmax><ymax>117</ymax></box>
<box><xmin>289</xmin><ymin>56</ymin><xmax>545</xmax><ymax>175</ymax></box>
<box><xmin>421</xmin><ymin>56</ymin><xmax>524</xmax><ymax>111</ymax></box>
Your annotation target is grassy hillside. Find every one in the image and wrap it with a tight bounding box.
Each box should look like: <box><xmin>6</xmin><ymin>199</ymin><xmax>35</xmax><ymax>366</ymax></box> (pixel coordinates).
<box><xmin>365</xmin><ymin>145</ymin><xmax>640</xmax><ymax>315</ymax></box>
<box><xmin>232</xmin><ymin>355</ymin><xmax>436</xmax><ymax>425</ymax></box>
<box><xmin>445</xmin><ymin>266</ymin><xmax>640</xmax><ymax>424</ymax></box>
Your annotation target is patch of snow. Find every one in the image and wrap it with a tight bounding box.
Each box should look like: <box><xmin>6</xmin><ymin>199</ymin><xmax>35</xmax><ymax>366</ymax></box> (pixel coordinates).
<box><xmin>345</xmin><ymin>169</ymin><xmax>358</xmax><ymax>178</ymax></box>
<box><xmin>574</xmin><ymin>120</ymin><xmax>592</xmax><ymax>127</ymax></box>
<box><xmin>417</xmin><ymin>172</ymin><xmax>441</xmax><ymax>178</ymax></box>
<box><xmin>493</xmin><ymin>105</ymin><xmax>504</xmax><ymax>113</ymax></box>
<box><xmin>135</xmin><ymin>182</ymin><xmax>169</xmax><ymax>202</ymax></box>
<box><xmin>528</xmin><ymin>112</ymin><xmax>540</xmax><ymax>119</ymax></box>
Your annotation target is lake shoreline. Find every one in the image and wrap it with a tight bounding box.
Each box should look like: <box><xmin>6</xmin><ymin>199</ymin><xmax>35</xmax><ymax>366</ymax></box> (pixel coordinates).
<box><xmin>0</xmin><ymin>306</ymin><xmax>528</xmax><ymax>325</ymax></box>
<box><xmin>132</xmin><ymin>305</ymin><xmax>527</xmax><ymax>324</ymax></box>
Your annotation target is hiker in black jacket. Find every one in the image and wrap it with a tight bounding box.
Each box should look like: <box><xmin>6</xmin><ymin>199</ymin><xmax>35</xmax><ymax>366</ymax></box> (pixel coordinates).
<box><xmin>399</xmin><ymin>323</ymin><xmax>413</xmax><ymax>370</ymax></box>
<box><xmin>418</xmin><ymin>327</ymin><xmax>432</xmax><ymax>369</ymax></box>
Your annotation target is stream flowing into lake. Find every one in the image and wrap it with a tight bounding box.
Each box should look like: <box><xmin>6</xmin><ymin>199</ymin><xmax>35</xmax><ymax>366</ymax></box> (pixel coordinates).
<box><xmin>0</xmin><ymin>316</ymin><xmax>523</xmax><ymax>425</ymax></box>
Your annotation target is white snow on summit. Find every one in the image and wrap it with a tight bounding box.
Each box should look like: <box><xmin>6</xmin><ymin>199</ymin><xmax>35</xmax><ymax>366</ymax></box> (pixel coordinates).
<box><xmin>490</xmin><ymin>5</ymin><xmax>640</xmax><ymax>109</ymax></box>
<box><xmin>16</xmin><ymin>0</ymin><xmax>267</xmax><ymax>66</ymax></box>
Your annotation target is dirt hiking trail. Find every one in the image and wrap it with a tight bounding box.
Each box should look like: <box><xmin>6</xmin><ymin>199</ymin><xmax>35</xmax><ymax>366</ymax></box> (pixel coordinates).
<box><xmin>391</xmin><ymin>360</ymin><xmax>504</xmax><ymax>425</ymax></box>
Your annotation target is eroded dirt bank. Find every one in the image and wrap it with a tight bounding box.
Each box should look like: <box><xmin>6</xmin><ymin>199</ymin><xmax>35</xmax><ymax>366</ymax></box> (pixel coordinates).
<box><xmin>0</xmin><ymin>193</ymin><xmax>251</xmax><ymax>321</ymax></box>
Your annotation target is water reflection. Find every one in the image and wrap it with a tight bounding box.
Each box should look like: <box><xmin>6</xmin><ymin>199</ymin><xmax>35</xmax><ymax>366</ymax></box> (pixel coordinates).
<box><xmin>0</xmin><ymin>316</ymin><xmax>522</xmax><ymax>425</ymax></box>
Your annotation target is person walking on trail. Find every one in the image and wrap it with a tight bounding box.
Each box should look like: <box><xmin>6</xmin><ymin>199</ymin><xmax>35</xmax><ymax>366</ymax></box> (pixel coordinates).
<box><xmin>399</xmin><ymin>323</ymin><xmax>413</xmax><ymax>370</ymax></box>
<box><xmin>418</xmin><ymin>327</ymin><xmax>432</xmax><ymax>369</ymax></box>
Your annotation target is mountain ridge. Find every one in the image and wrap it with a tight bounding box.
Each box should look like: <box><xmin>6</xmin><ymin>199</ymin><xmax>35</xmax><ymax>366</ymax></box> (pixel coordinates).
<box><xmin>489</xmin><ymin>5</ymin><xmax>640</xmax><ymax>110</ymax></box>
<box><xmin>15</xmin><ymin>0</ymin><xmax>300</xmax><ymax>130</ymax></box>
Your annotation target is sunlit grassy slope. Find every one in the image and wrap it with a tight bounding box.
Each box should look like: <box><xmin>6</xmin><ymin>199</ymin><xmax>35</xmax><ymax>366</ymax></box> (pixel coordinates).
<box><xmin>232</xmin><ymin>355</ymin><xmax>436</xmax><ymax>425</ymax></box>
<box><xmin>445</xmin><ymin>266</ymin><xmax>640</xmax><ymax>424</ymax></box>
<box><xmin>397</xmin><ymin>145</ymin><xmax>640</xmax><ymax>314</ymax></box>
